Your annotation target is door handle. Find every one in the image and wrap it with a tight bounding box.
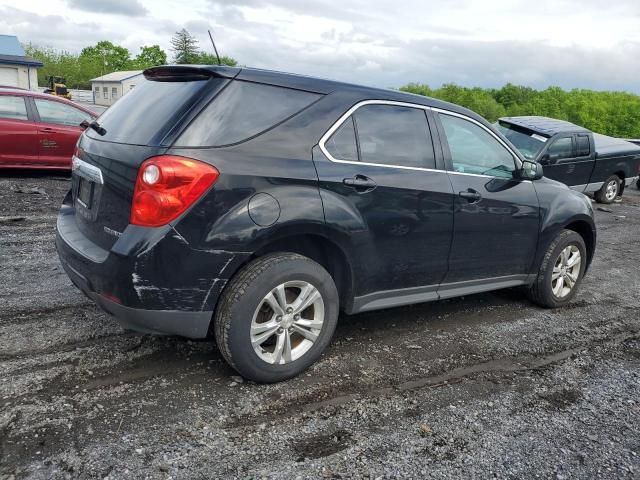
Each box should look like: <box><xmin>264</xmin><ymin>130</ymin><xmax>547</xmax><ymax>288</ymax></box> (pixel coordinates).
<box><xmin>343</xmin><ymin>175</ymin><xmax>377</xmax><ymax>192</ymax></box>
<box><xmin>40</xmin><ymin>127</ymin><xmax>56</xmax><ymax>133</ymax></box>
<box><xmin>459</xmin><ymin>189</ymin><xmax>482</xmax><ymax>202</ymax></box>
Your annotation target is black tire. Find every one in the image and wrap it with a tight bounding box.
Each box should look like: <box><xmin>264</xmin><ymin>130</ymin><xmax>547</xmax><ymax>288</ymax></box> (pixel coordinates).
<box><xmin>594</xmin><ymin>175</ymin><xmax>620</xmax><ymax>204</ymax></box>
<box><xmin>214</xmin><ymin>253</ymin><xmax>339</xmax><ymax>383</ymax></box>
<box><xmin>527</xmin><ymin>229</ymin><xmax>587</xmax><ymax>308</ymax></box>
<box><xmin>636</xmin><ymin>177</ymin><xmax>640</xmax><ymax>190</ymax></box>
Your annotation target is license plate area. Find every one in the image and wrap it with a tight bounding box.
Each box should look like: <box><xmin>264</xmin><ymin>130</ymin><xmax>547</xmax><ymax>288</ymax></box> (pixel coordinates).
<box><xmin>77</xmin><ymin>176</ymin><xmax>94</xmax><ymax>209</ymax></box>
<box><xmin>72</xmin><ymin>156</ymin><xmax>104</xmax><ymax>221</ymax></box>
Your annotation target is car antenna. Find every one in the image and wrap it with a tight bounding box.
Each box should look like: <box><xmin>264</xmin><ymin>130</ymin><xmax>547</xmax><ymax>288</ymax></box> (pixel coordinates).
<box><xmin>208</xmin><ymin>29</ymin><xmax>222</xmax><ymax>66</ymax></box>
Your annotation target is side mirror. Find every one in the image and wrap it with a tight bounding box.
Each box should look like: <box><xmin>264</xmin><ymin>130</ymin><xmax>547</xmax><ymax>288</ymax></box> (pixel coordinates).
<box><xmin>79</xmin><ymin>120</ymin><xmax>90</xmax><ymax>130</ymax></box>
<box><xmin>521</xmin><ymin>160</ymin><xmax>544</xmax><ymax>180</ymax></box>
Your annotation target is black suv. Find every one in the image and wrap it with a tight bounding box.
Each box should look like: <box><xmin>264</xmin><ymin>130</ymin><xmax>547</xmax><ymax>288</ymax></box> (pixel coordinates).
<box><xmin>57</xmin><ymin>65</ymin><xmax>596</xmax><ymax>382</ymax></box>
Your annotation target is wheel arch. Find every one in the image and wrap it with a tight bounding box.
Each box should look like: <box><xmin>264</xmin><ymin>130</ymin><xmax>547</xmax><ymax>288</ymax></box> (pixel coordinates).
<box><xmin>231</xmin><ymin>229</ymin><xmax>356</xmax><ymax>312</ymax></box>
<box><xmin>563</xmin><ymin>219</ymin><xmax>596</xmax><ymax>271</ymax></box>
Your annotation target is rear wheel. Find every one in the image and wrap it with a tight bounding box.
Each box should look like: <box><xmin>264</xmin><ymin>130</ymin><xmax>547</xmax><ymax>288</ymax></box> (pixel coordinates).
<box><xmin>594</xmin><ymin>175</ymin><xmax>620</xmax><ymax>204</ymax></box>
<box><xmin>527</xmin><ymin>230</ymin><xmax>587</xmax><ymax>308</ymax></box>
<box><xmin>214</xmin><ymin>253</ymin><xmax>339</xmax><ymax>383</ymax></box>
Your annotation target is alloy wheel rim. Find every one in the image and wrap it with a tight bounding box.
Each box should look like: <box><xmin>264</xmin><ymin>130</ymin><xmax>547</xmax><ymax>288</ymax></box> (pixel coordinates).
<box><xmin>250</xmin><ymin>281</ymin><xmax>325</xmax><ymax>365</ymax></box>
<box><xmin>551</xmin><ymin>245</ymin><xmax>581</xmax><ymax>299</ymax></box>
<box><xmin>605</xmin><ymin>180</ymin><xmax>618</xmax><ymax>201</ymax></box>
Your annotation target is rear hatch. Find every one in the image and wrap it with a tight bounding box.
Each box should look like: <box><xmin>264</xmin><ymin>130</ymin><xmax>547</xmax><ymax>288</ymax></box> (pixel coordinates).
<box><xmin>72</xmin><ymin>66</ymin><xmax>236</xmax><ymax>250</ymax></box>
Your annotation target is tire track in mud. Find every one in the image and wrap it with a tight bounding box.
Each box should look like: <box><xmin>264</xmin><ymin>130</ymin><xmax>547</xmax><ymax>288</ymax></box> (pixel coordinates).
<box><xmin>224</xmin><ymin>326</ymin><xmax>640</xmax><ymax>427</ymax></box>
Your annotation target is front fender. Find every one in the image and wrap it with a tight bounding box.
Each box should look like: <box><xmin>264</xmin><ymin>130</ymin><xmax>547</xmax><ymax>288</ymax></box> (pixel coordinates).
<box><xmin>533</xmin><ymin>179</ymin><xmax>596</xmax><ymax>273</ymax></box>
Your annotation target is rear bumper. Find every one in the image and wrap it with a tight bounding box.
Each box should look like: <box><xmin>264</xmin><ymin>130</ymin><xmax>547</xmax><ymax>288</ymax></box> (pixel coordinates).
<box><xmin>59</xmin><ymin>257</ymin><xmax>212</xmax><ymax>338</ymax></box>
<box><xmin>56</xmin><ymin>195</ymin><xmax>249</xmax><ymax>338</ymax></box>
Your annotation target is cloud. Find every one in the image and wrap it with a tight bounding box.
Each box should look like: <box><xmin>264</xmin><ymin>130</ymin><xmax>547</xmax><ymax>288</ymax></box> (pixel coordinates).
<box><xmin>2</xmin><ymin>0</ymin><xmax>640</xmax><ymax>93</ymax></box>
<box><xmin>67</xmin><ymin>0</ymin><xmax>148</xmax><ymax>17</ymax></box>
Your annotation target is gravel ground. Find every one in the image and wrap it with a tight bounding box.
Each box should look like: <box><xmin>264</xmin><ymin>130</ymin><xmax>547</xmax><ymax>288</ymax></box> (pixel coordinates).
<box><xmin>0</xmin><ymin>172</ymin><xmax>639</xmax><ymax>479</ymax></box>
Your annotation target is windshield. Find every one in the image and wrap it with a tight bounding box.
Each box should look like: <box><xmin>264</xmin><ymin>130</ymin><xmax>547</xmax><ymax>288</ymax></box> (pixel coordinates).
<box><xmin>495</xmin><ymin>121</ymin><xmax>548</xmax><ymax>159</ymax></box>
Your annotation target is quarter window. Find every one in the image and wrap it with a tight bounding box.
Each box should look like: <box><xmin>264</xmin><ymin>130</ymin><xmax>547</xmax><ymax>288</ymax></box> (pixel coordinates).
<box><xmin>325</xmin><ymin>116</ymin><xmax>358</xmax><ymax>162</ymax></box>
<box><xmin>352</xmin><ymin>104</ymin><xmax>435</xmax><ymax>169</ymax></box>
<box><xmin>576</xmin><ymin>135</ymin><xmax>590</xmax><ymax>157</ymax></box>
<box><xmin>547</xmin><ymin>137</ymin><xmax>573</xmax><ymax>160</ymax></box>
<box><xmin>439</xmin><ymin>113</ymin><xmax>516</xmax><ymax>178</ymax></box>
<box><xmin>0</xmin><ymin>95</ymin><xmax>28</xmax><ymax>121</ymax></box>
<box><xmin>34</xmin><ymin>99</ymin><xmax>92</xmax><ymax>127</ymax></box>
<box><xmin>177</xmin><ymin>81</ymin><xmax>321</xmax><ymax>147</ymax></box>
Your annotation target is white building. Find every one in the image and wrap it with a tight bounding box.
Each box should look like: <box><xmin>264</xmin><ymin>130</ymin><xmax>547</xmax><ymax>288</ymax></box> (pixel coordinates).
<box><xmin>90</xmin><ymin>71</ymin><xmax>145</xmax><ymax>106</ymax></box>
<box><xmin>0</xmin><ymin>35</ymin><xmax>42</xmax><ymax>90</ymax></box>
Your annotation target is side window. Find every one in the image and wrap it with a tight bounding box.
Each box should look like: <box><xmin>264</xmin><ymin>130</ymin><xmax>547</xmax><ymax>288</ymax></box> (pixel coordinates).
<box><xmin>576</xmin><ymin>135</ymin><xmax>590</xmax><ymax>157</ymax></box>
<box><xmin>352</xmin><ymin>104</ymin><xmax>435</xmax><ymax>169</ymax></box>
<box><xmin>103</xmin><ymin>87</ymin><xmax>108</xmax><ymax>99</ymax></box>
<box><xmin>547</xmin><ymin>137</ymin><xmax>573</xmax><ymax>160</ymax></box>
<box><xmin>34</xmin><ymin>99</ymin><xmax>92</xmax><ymax>127</ymax></box>
<box><xmin>112</xmin><ymin>87</ymin><xmax>118</xmax><ymax>100</ymax></box>
<box><xmin>177</xmin><ymin>81</ymin><xmax>321</xmax><ymax>147</ymax></box>
<box><xmin>325</xmin><ymin>116</ymin><xmax>358</xmax><ymax>162</ymax></box>
<box><xmin>0</xmin><ymin>95</ymin><xmax>28</xmax><ymax>121</ymax></box>
<box><xmin>439</xmin><ymin>113</ymin><xmax>516</xmax><ymax>178</ymax></box>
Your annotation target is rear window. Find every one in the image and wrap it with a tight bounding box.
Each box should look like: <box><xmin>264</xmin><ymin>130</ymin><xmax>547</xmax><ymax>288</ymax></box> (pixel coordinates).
<box><xmin>176</xmin><ymin>80</ymin><xmax>321</xmax><ymax>147</ymax></box>
<box><xmin>576</xmin><ymin>134</ymin><xmax>590</xmax><ymax>156</ymax></box>
<box><xmin>85</xmin><ymin>79</ymin><xmax>213</xmax><ymax>145</ymax></box>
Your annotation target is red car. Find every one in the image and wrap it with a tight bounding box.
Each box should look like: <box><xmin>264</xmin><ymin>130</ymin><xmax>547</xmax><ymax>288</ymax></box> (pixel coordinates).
<box><xmin>0</xmin><ymin>86</ymin><xmax>98</xmax><ymax>170</ymax></box>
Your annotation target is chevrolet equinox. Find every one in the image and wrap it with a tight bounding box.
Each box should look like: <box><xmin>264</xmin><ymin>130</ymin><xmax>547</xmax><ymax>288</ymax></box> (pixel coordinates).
<box><xmin>56</xmin><ymin>65</ymin><xmax>596</xmax><ymax>382</ymax></box>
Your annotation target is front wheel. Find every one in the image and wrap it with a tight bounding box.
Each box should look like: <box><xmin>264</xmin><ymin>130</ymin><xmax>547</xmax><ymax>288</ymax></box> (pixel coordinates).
<box><xmin>527</xmin><ymin>230</ymin><xmax>587</xmax><ymax>308</ymax></box>
<box><xmin>214</xmin><ymin>253</ymin><xmax>339</xmax><ymax>383</ymax></box>
<box><xmin>594</xmin><ymin>175</ymin><xmax>620</xmax><ymax>204</ymax></box>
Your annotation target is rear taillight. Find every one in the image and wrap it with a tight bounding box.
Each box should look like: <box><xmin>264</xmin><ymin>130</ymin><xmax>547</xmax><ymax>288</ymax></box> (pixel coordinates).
<box><xmin>131</xmin><ymin>155</ymin><xmax>219</xmax><ymax>227</ymax></box>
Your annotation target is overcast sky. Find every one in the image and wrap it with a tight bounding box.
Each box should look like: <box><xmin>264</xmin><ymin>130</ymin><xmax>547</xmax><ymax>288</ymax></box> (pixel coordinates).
<box><xmin>1</xmin><ymin>0</ymin><xmax>639</xmax><ymax>92</ymax></box>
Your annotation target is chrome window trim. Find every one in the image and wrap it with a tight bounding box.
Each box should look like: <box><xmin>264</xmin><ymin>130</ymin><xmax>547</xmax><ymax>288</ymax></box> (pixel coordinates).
<box><xmin>72</xmin><ymin>156</ymin><xmax>104</xmax><ymax>184</ymax></box>
<box><xmin>318</xmin><ymin>99</ymin><xmax>523</xmax><ymax>177</ymax></box>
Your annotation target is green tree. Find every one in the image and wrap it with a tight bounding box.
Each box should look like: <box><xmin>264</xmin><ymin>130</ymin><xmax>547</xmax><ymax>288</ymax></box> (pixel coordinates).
<box><xmin>79</xmin><ymin>40</ymin><xmax>131</xmax><ymax>79</ymax></box>
<box><xmin>190</xmin><ymin>51</ymin><xmax>238</xmax><ymax>66</ymax></box>
<box><xmin>170</xmin><ymin>29</ymin><xmax>200</xmax><ymax>64</ymax></box>
<box><xmin>132</xmin><ymin>45</ymin><xmax>167</xmax><ymax>69</ymax></box>
<box><xmin>24</xmin><ymin>43</ymin><xmax>83</xmax><ymax>89</ymax></box>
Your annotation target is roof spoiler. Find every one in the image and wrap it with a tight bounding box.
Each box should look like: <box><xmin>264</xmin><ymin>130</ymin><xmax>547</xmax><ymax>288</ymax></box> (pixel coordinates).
<box><xmin>143</xmin><ymin>65</ymin><xmax>240</xmax><ymax>82</ymax></box>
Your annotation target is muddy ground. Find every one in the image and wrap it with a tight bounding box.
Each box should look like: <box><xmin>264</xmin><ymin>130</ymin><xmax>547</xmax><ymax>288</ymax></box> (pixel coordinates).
<box><xmin>0</xmin><ymin>172</ymin><xmax>638</xmax><ymax>479</ymax></box>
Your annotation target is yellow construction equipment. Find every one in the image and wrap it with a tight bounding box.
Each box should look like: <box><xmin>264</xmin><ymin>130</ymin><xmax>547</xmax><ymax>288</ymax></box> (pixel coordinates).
<box><xmin>44</xmin><ymin>76</ymin><xmax>72</xmax><ymax>100</ymax></box>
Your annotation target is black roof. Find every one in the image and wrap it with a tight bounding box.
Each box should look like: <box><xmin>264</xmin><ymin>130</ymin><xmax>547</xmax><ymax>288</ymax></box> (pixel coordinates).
<box><xmin>499</xmin><ymin>116</ymin><xmax>590</xmax><ymax>136</ymax></box>
<box><xmin>144</xmin><ymin>65</ymin><xmax>487</xmax><ymax>125</ymax></box>
<box><xmin>0</xmin><ymin>54</ymin><xmax>43</xmax><ymax>67</ymax></box>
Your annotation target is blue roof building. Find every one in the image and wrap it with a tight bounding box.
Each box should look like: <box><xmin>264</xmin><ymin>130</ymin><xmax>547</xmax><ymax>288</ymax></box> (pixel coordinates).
<box><xmin>0</xmin><ymin>35</ymin><xmax>43</xmax><ymax>89</ymax></box>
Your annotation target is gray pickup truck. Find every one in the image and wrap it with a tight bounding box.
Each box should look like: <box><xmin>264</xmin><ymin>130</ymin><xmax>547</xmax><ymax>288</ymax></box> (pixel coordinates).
<box><xmin>496</xmin><ymin>116</ymin><xmax>640</xmax><ymax>203</ymax></box>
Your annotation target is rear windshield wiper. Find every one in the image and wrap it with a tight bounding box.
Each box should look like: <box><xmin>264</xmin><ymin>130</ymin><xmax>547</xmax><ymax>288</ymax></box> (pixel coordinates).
<box><xmin>80</xmin><ymin>120</ymin><xmax>107</xmax><ymax>136</ymax></box>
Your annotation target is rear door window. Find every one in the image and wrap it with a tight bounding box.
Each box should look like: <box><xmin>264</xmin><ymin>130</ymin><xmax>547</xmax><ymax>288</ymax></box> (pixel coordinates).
<box><xmin>0</xmin><ymin>95</ymin><xmax>28</xmax><ymax>121</ymax></box>
<box><xmin>177</xmin><ymin>81</ymin><xmax>321</xmax><ymax>147</ymax></box>
<box><xmin>85</xmin><ymin>79</ymin><xmax>213</xmax><ymax>145</ymax></box>
<box><xmin>354</xmin><ymin>104</ymin><xmax>435</xmax><ymax>169</ymax></box>
<box><xmin>324</xmin><ymin>104</ymin><xmax>436</xmax><ymax>169</ymax></box>
<box><xmin>34</xmin><ymin>99</ymin><xmax>92</xmax><ymax>127</ymax></box>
